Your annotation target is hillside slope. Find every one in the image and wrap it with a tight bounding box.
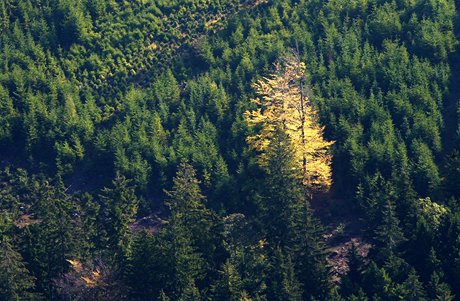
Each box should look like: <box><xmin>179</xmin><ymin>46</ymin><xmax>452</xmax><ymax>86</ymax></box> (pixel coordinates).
<box><xmin>1</xmin><ymin>0</ymin><xmax>460</xmax><ymax>300</ymax></box>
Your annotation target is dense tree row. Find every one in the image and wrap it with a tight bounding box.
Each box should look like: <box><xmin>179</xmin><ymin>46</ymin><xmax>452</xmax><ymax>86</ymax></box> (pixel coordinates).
<box><xmin>1</xmin><ymin>0</ymin><xmax>460</xmax><ymax>300</ymax></box>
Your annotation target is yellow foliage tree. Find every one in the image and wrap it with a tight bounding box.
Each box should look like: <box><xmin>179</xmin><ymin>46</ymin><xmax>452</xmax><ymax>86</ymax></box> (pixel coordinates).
<box><xmin>245</xmin><ymin>55</ymin><xmax>334</xmax><ymax>192</ymax></box>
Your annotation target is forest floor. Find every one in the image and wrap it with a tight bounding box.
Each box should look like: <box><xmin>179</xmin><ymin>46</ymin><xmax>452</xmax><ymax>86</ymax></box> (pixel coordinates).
<box><xmin>312</xmin><ymin>194</ymin><xmax>371</xmax><ymax>283</ymax></box>
<box><xmin>130</xmin><ymin>212</ymin><xmax>165</xmax><ymax>233</ymax></box>
<box><xmin>126</xmin><ymin>192</ymin><xmax>374</xmax><ymax>283</ymax></box>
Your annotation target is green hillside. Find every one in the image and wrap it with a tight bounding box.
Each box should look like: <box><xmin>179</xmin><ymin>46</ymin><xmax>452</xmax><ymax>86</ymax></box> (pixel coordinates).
<box><xmin>1</xmin><ymin>0</ymin><xmax>460</xmax><ymax>300</ymax></box>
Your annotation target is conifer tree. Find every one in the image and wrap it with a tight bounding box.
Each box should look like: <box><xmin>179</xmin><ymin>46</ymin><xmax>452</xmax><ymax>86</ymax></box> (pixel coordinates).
<box><xmin>427</xmin><ymin>272</ymin><xmax>455</xmax><ymax>301</ymax></box>
<box><xmin>263</xmin><ymin>128</ymin><xmax>302</xmax><ymax>245</ymax></box>
<box><xmin>210</xmin><ymin>260</ymin><xmax>244</xmax><ymax>301</ymax></box>
<box><xmin>159</xmin><ymin>290</ymin><xmax>170</xmax><ymax>301</ymax></box>
<box><xmin>22</xmin><ymin>180</ymin><xmax>78</xmax><ymax>298</ymax></box>
<box><xmin>266</xmin><ymin>248</ymin><xmax>302</xmax><ymax>301</ymax></box>
<box><xmin>127</xmin><ymin>231</ymin><xmax>165</xmax><ymax>300</ymax></box>
<box><xmin>372</xmin><ymin>197</ymin><xmax>405</xmax><ymax>263</ymax></box>
<box><xmin>347</xmin><ymin>289</ymin><xmax>369</xmax><ymax>301</ymax></box>
<box><xmin>97</xmin><ymin>173</ymin><xmax>138</xmax><ymax>260</ymax></box>
<box><xmin>0</xmin><ymin>236</ymin><xmax>38</xmax><ymax>301</ymax></box>
<box><xmin>259</xmin><ymin>128</ymin><xmax>330</xmax><ymax>299</ymax></box>
<box><xmin>399</xmin><ymin>269</ymin><xmax>427</xmax><ymax>301</ymax></box>
<box><xmin>165</xmin><ymin>161</ymin><xmax>220</xmax><ymax>271</ymax></box>
<box><xmin>220</xmin><ymin>234</ymin><xmax>268</xmax><ymax>300</ymax></box>
<box><xmin>163</xmin><ymin>217</ymin><xmax>204</xmax><ymax>300</ymax></box>
<box><xmin>245</xmin><ymin>54</ymin><xmax>334</xmax><ymax>193</ymax></box>
<box><xmin>166</xmin><ymin>162</ymin><xmax>205</xmax><ymax>213</ymax></box>
<box><xmin>444</xmin><ymin>150</ymin><xmax>460</xmax><ymax>200</ymax></box>
<box><xmin>162</xmin><ymin>162</ymin><xmax>207</xmax><ymax>300</ymax></box>
<box><xmin>340</xmin><ymin>244</ymin><xmax>365</xmax><ymax>297</ymax></box>
<box><xmin>291</xmin><ymin>203</ymin><xmax>330</xmax><ymax>300</ymax></box>
<box><xmin>362</xmin><ymin>262</ymin><xmax>394</xmax><ymax>300</ymax></box>
<box><xmin>437</xmin><ymin>211</ymin><xmax>460</xmax><ymax>297</ymax></box>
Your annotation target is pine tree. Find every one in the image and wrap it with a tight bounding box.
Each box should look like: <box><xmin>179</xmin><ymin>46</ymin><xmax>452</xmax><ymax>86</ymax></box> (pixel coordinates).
<box><xmin>427</xmin><ymin>272</ymin><xmax>455</xmax><ymax>301</ymax></box>
<box><xmin>159</xmin><ymin>290</ymin><xmax>170</xmax><ymax>301</ymax></box>
<box><xmin>372</xmin><ymin>197</ymin><xmax>405</xmax><ymax>263</ymax></box>
<box><xmin>0</xmin><ymin>236</ymin><xmax>38</xmax><ymax>301</ymax></box>
<box><xmin>162</xmin><ymin>162</ymin><xmax>207</xmax><ymax>299</ymax></box>
<box><xmin>426</xmin><ymin>248</ymin><xmax>443</xmax><ymax>277</ymax></box>
<box><xmin>127</xmin><ymin>231</ymin><xmax>166</xmax><ymax>300</ymax></box>
<box><xmin>0</xmin><ymin>1</ymin><xmax>9</xmax><ymax>31</ymax></box>
<box><xmin>382</xmin><ymin>255</ymin><xmax>411</xmax><ymax>285</ymax></box>
<box><xmin>266</xmin><ymin>248</ymin><xmax>302</xmax><ymax>301</ymax></box>
<box><xmin>97</xmin><ymin>172</ymin><xmax>138</xmax><ymax>260</ymax></box>
<box><xmin>444</xmin><ymin>150</ymin><xmax>460</xmax><ymax>200</ymax></box>
<box><xmin>210</xmin><ymin>260</ymin><xmax>244</xmax><ymax>301</ymax></box>
<box><xmin>166</xmin><ymin>162</ymin><xmax>205</xmax><ymax>214</ymax></box>
<box><xmin>437</xmin><ymin>211</ymin><xmax>460</xmax><ymax>297</ymax></box>
<box><xmin>263</xmin><ymin>128</ymin><xmax>302</xmax><ymax>245</ymax></box>
<box><xmin>326</xmin><ymin>286</ymin><xmax>345</xmax><ymax>301</ymax></box>
<box><xmin>340</xmin><ymin>244</ymin><xmax>365</xmax><ymax>297</ymax></box>
<box><xmin>347</xmin><ymin>289</ymin><xmax>369</xmax><ymax>301</ymax></box>
<box><xmin>165</xmin><ymin>161</ymin><xmax>220</xmax><ymax>271</ymax></box>
<box><xmin>21</xmin><ymin>180</ymin><xmax>79</xmax><ymax>299</ymax></box>
<box><xmin>257</xmin><ymin>128</ymin><xmax>330</xmax><ymax>299</ymax></box>
<box><xmin>361</xmin><ymin>262</ymin><xmax>392</xmax><ymax>300</ymax></box>
<box><xmin>220</xmin><ymin>236</ymin><xmax>268</xmax><ymax>300</ymax></box>
<box><xmin>399</xmin><ymin>269</ymin><xmax>427</xmax><ymax>301</ymax></box>
<box><xmin>291</xmin><ymin>203</ymin><xmax>330</xmax><ymax>300</ymax></box>
<box><xmin>406</xmin><ymin>218</ymin><xmax>433</xmax><ymax>280</ymax></box>
<box><xmin>164</xmin><ymin>203</ymin><xmax>204</xmax><ymax>300</ymax></box>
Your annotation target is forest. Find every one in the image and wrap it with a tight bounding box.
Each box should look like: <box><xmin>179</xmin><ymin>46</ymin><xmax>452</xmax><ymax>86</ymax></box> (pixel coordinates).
<box><xmin>0</xmin><ymin>0</ymin><xmax>460</xmax><ymax>300</ymax></box>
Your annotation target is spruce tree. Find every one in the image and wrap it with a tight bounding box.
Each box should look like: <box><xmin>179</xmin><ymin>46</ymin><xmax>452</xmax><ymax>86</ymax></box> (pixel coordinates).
<box><xmin>263</xmin><ymin>128</ymin><xmax>302</xmax><ymax>246</ymax></box>
<box><xmin>127</xmin><ymin>231</ymin><xmax>166</xmax><ymax>300</ymax></box>
<box><xmin>163</xmin><ymin>217</ymin><xmax>204</xmax><ymax>300</ymax></box>
<box><xmin>427</xmin><ymin>272</ymin><xmax>455</xmax><ymax>301</ymax></box>
<box><xmin>210</xmin><ymin>260</ymin><xmax>244</xmax><ymax>301</ymax></box>
<box><xmin>347</xmin><ymin>289</ymin><xmax>369</xmax><ymax>301</ymax></box>
<box><xmin>0</xmin><ymin>235</ymin><xmax>39</xmax><ymax>301</ymax></box>
<box><xmin>162</xmin><ymin>162</ymin><xmax>208</xmax><ymax>299</ymax></box>
<box><xmin>261</xmin><ymin>129</ymin><xmax>330</xmax><ymax>299</ymax></box>
<box><xmin>97</xmin><ymin>172</ymin><xmax>138</xmax><ymax>260</ymax></box>
<box><xmin>399</xmin><ymin>269</ymin><xmax>427</xmax><ymax>301</ymax></box>
<box><xmin>21</xmin><ymin>180</ymin><xmax>78</xmax><ymax>298</ymax></box>
<box><xmin>266</xmin><ymin>248</ymin><xmax>302</xmax><ymax>301</ymax></box>
<box><xmin>340</xmin><ymin>244</ymin><xmax>365</xmax><ymax>297</ymax></box>
<box><xmin>443</xmin><ymin>150</ymin><xmax>460</xmax><ymax>200</ymax></box>
<box><xmin>372</xmin><ymin>197</ymin><xmax>405</xmax><ymax>263</ymax></box>
<box><xmin>361</xmin><ymin>262</ymin><xmax>392</xmax><ymax>300</ymax></box>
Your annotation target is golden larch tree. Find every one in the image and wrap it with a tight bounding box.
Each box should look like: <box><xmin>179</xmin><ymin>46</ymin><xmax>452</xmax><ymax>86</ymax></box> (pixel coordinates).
<box><xmin>245</xmin><ymin>55</ymin><xmax>334</xmax><ymax>192</ymax></box>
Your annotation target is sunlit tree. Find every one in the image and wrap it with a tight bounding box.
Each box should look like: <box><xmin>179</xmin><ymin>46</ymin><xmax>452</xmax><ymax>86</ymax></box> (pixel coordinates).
<box><xmin>245</xmin><ymin>54</ymin><xmax>334</xmax><ymax>192</ymax></box>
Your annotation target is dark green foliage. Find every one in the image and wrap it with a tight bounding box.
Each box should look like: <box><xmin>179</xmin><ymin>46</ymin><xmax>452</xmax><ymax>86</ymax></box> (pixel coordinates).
<box><xmin>265</xmin><ymin>248</ymin><xmax>303</xmax><ymax>301</ymax></box>
<box><xmin>210</xmin><ymin>260</ymin><xmax>244</xmax><ymax>301</ymax></box>
<box><xmin>163</xmin><ymin>214</ymin><xmax>204</xmax><ymax>300</ymax></box>
<box><xmin>372</xmin><ymin>197</ymin><xmax>405</xmax><ymax>263</ymax></box>
<box><xmin>444</xmin><ymin>150</ymin><xmax>460</xmax><ymax>199</ymax></box>
<box><xmin>261</xmin><ymin>129</ymin><xmax>302</xmax><ymax>246</ymax></box>
<box><xmin>127</xmin><ymin>231</ymin><xmax>164</xmax><ymax>300</ymax></box>
<box><xmin>398</xmin><ymin>269</ymin><xmax>427</xmax><ymax>301</ymax></box>
<box><xmin>21</xmin><ymin>181</ymin><xmax>80</xmax><ymax>298</ymax></box>
<box><xmin>0</xmin><ymin>0</ymin><xmax>459</xmax><ymax>299</ymax></box>
<box><xmin>340</xmin><ymin>244</ymin><xmax>365</xmax><ymax>297</ymax></box>
<box><xmin>0</xmin><ymin>236</ymin><xmax>39</xmax><ymax>301</ymax></box>
<box><xmin>437</xmin><ymin>210</ymin><xmax>460</xmax><ymax>297</ymax></box>
<box><xmin>427</xmin><ymin>272</ymin><xmax>455</xmax><ymax>301</ymax></box>
<box><xmin>361</xmin><ymin>261</ymin><xmax>393</xmax><ymax>299</ymax></box>
<box><xmin>97</xmin><ymin>173</ymin><xmax>138</xmax><ymax>260</ymax></box>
